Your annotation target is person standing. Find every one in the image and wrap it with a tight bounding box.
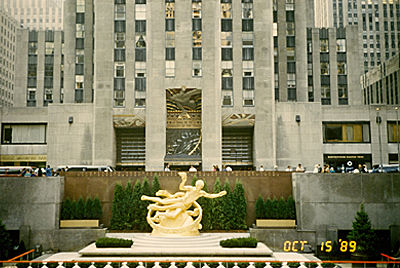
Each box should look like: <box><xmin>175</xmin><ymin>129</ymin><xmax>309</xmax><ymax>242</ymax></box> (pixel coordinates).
<box><xmin>296</xmin><ymin>163</ymin><xmax>304</xmax><ymax>172</ymax></box>
<box><xmin>45</xmin><ymin>165</ymin><xmax>52</xmax><ymax>177</ymax></box>
<box><xmin>164</xmin><ymin>164</ymin><xmax>171</xmax><ymax>172</ymax></box>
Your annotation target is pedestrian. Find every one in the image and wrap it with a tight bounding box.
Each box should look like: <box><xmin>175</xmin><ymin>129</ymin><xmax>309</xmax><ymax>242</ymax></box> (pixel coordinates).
<box><xmin>225</xmin><ymin>165</ymin><xmax>232</xmax><ymax>171</ymax></box>
<box><xmin>45</xmin><ymin>165</ymin><xmax>52</xmax><ymax>177</ymax></box>
<box><xmin>259</xmin><ymin>165</ymin><xmax>265</xmax><ymax>171</ymax></box>
<box><xmin>274</xmin><ymin>165</ymin><xmax>278</xmax><ymax>171</ymax></box>
<box><xmin>38</xmin><ymin>167</ymin><xmax>43</xmax><ymax>177</ymax></box>
<box><xmin>313</xmin><ymin>164</ymin><xmax>319</xmax><ymax>173</ymax></box>
<box><xmin>189</xmin><ymin>165</ymin><xmax>197</xmax><ymax>172</ymax></box>
<box><xmin>296</xmin><ymin>163</ymin><xmax>304</xmax><ymax>172</ymax></box>
<box><xmin>164</xmin><ymin>164</ymin><xmax>170</xmax><ymax>172</ymax></box>
<box><xmin>286</xmin><ymin>165</ymin><xmax>291</xmax><ymax>171</ymax></box>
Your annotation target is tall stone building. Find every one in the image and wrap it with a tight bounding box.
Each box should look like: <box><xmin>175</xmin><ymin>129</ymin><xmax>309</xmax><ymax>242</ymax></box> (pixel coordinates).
<box><xmin>314</xmin><ymin>0</ymin><xmax>400</xmax><ymax>73</ymax></box>
<box><xmin>0</xmin><ymin>0</ymin><xmax>64</xmax><ymax>30</ymax></box>
<box><xmin>0</xmin><ymin>9</ymin><xmax>17</xmax><ymax>108</ymax></box>
<box><xmin>2</xmin><ymin>0</ymin><xmax>400</xmax><ymax>171</ymax></box>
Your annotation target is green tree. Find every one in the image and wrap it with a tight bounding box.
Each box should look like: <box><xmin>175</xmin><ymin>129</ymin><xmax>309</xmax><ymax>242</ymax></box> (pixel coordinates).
<box><xmin>140</xmin><ymin>177</ymin><xmax>151</xmax><ymax>231</ymax></box>
<box><xmin>287</xmin><ymin>195</ymin><xmax>296</xmax><ymax>220</ymax></box>
<box><xmin>132</xmin><ymin>179</ymin><xmax>142</xmax><ymax>230</ymax></box>
<box><xmin>0</xmin><ymin>220</ymin><xmax>12</xmax><ymax>260</ymax></box>
<box><xmin>197</xmin><ymin>178</ymin><xmax>212</xmax><ymax>231</ymax></box>
<box><xmin>255</xmin><ymin>195</ymin><xmax>265</xmax><ymax>219</ymax></box>
<box><xmin>191</xmin><ymin>174</ymin><xmax>198</xmax><ymax>186</ymax></box>
<box><xmin>92</xmin><ymin>196</ymin><xmax>103</xmax><ymax>219</ymax></box>
<box><xmin>123</xmin><ymin>181</ymin><xmax>134</xmax><ymax>229</ymax></box>
<box><xmin>110</xmin><ymin>182</ymin><xmax>124</xmax><ymax>230</ymax></box>
<box><xmin>61</xmin><ymin>197</ymin><xmax>74</xmax><ymax>220</ymax></box>
<box><xmin>74</xmin><ymin>197</ymin><xmax>85</xmax><ymax>219</ymax></box>
<box><xmin>347</xmin><ymin>203</ymin><xmax>378</xmax><ymax>257</ymax></box>
<box><xmin>264</xmin><ymin>197</ymin><xmax>272</xmax><ymax>219</ymax></box>
<box><xmin>270</xmin><ymin>197</ymin><xmax>279</xmax><ymax>219</ymax></box>
<box><xmin>222</xmin><ymin>179</ymin><xmax>235</xmax><ymax>230</ymax></box>
<box><xmin>232</xmin><ymin>179</ymin><xmax>247</xmax><ymax>230</ymax></box>
<box><xmin>84</xmin><ymin>196</ymin><xmax>94</xmax><ymax>219</ymax></box>
<box><xmin>152</xmin><ymin>174</ymin><xmax>161</xmax><ymax>196</ymax></box>
<box><xmin>211</xmin><ymin>178</ymin><xmax>224</xmax><ymax>230</ymax></box>
<box><xmin>278</xmin><ymin>196</ymin><xmax>288</xmax><ymax>219</ymax></box>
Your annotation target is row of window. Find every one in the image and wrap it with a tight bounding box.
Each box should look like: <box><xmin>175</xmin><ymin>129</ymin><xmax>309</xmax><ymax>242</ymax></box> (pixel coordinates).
<box><xmin>4</xmin><ymin>121</ymin><xmax>400</xmax><ymax>145</ymax></box>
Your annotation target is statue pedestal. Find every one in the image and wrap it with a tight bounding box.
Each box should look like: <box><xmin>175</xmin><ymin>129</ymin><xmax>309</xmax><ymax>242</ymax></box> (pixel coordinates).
<box><xmin>78</xmin><ymin>233</ymin><xmax>274</xmax><ymax>258</ymax></box>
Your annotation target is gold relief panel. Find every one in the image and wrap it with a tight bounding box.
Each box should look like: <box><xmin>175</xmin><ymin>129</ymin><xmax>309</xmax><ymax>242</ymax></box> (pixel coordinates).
<box><xmin>222</xmin><ymin>114</ymin><xmax>255</xmax><ymax>127</ymax></box>
<box><xmin>113</xmin><ymin>114</ymin><xmax>146</xmax><ymax>128</ymax></box>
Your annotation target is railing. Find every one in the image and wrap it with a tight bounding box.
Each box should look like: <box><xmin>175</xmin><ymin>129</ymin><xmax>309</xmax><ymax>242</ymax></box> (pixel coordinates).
<box><xmin>4</xmin><ymin>249</ymin><xmax>36</xmax><ymax>262</ymax></box>
<box><xmin>1</xmin><ymin>260</ymin><xmax>399</xmax><ymax>268</ymax></box>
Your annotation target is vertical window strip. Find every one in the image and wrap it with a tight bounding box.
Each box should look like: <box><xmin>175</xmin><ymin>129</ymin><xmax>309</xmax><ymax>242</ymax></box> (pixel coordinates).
<box><xmin>75</xmin><ymin>0</ymin><xmax>85</xmax><ymax>103</ymax></box>
<box><xmin>221</xmin><ymin>0</ymin><xmax>233</xmax><ymax>106</ymax></box>
<box><xmin>242</xmin><ymin>1</ymin><xmax>254</xmax><ymax>106</ymax></box>
<box><xmin>165</xmin><ymin>0</ymin><xmax>175</xmax><ymax>77</ymax></box>
<box><xmin>192</xmin><ymin>0</ymin><xmax>202</xmax><ymax>77</ymax></box>
<box><xmin>135</xmin><ymin>2</ymin><xmax>147</xmax><ymax>107</ymax></box>
<box><xmin>114</xmin><ymin>1</ymin><xmax>126</xmax><ymax>107</ymax></box>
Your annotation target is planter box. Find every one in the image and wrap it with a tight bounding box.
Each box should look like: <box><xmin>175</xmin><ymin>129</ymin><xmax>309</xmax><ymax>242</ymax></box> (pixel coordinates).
<box><xmin>256</xmin><ymin>219</ymin><xmax>296</xmax><ymax>228</ymax></box>
<box><xmin>60</xmin><ymin>219</ymin><xmax>99</xmax><ymax>228</ymax></box>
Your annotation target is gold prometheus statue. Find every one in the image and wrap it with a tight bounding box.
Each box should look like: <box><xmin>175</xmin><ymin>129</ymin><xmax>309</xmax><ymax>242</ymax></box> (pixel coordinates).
<box><xmin>141</xmin><ymin>172</ymin><xmax>226</xmax><ymax>236</ymax></box>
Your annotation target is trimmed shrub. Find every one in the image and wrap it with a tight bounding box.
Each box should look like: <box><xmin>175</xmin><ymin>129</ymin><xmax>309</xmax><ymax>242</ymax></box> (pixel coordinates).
<box><xmin>211</xmin><ymin>178</ymin><xmax>224</xmax><ymax>230</ymax></box>
<box><xmin>222</xmin><ymin>179</ymin><xmax>234</xmax><ymax>230</ymax></box>
<box><xmin>255</xmin><ymin>195</ymin><xmax>265</xmax><ymax>219</ymax></box>
<box><xmin>197</xmin><ymin>178</ymin><xmax>212</xmax><ymax>231</ymax></box>
<box><xmin>278</xmin><ymin>196</ymin><xmax>287</xmax><ymax>219</ymax></box>
<box><xmin>287</xmin><ymin>195</ymin><xmax>296</xmax><ymax>219</ymax></box>
<box><xmin>264</xmin><ymin>197</ymin><xmax>272</xmax><ymax>219</ymax></box>
<box><xmin>95</xmin><ymin>237</ymin><xmax>133</xmax><ymax>248</ymax></box>
<box><xmin>84</xmin><ymin>197</ymin><xmax>93</xmax><ymax>219</ymax></box>
<box><xmin>74</xmin><ymin>197</ymin><xmax>85</xmax><ymax>219</ymax></box>
<box><xmin>152</xmin><ymin>174</ymin><xmax>161</xmax><ymax>196</ymax></box>
<box><xmin>110</xmin><ymin>182</ymin><xmax>124</xmax><ymax>230</ymax></box>
<box><xmin>92</xmin><ymin>196</ymin><xmax>103</xmax><ymax>219</ymax></box>
<box><xmin>219</xmin><ymin>237</ymin><xmax>258</xmax><ymax>248</ymax></box>
<box><xmin>140</xmin><ymin>177</ymin><xmax>151</xmax><ymax>231</ymax></box>
<box><xmin>270</xmin><ymin>197</ymin><xmax>279</xmax><ymax>219</ymax></box>
<box><xmin>132</xmin><ymin>179</ymin><xmax>142</xmax><ymax>230</ymax></box>
<box><xmin>232</xmin><ymin>180</ymin><xmax>247</xmax><ymax>230</ymax></box>
<box><xmin>61</xmin><ymin>197</ymin><xmax>74</xmax><ymax>220</ymax></box>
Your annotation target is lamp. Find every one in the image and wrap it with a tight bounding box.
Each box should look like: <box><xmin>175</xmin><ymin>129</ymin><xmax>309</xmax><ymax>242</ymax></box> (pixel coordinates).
<box><xmin>68</xmin><ymin>116</ymin><xmax>74</xmax><ymax>124</ymax></box>
<box><xmin>376</xmin><ymin>108</ymin><xmax>383</xmax><ymax>172</ymax></box>
<box><xmin>295</xmin><ymin>115</ymin><xmax>301</xmax><ymax>123</ymax></box>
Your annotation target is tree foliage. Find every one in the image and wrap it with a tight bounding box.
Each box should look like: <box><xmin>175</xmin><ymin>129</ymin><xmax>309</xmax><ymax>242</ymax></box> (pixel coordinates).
<box><xmin>84</xmin><ymin>196</ymin><xmax>93</xmax><ymax>219</ymax></box>
<box><xmin>232</xmin><ymin>179</ymin><xmax>247</xmax><ymax>230</ymax></box>
<box><xmin>211</xmin><ymin>178</ymin><xmax>224</xmax><ymax>230</ymax></box>
<box><xmin>140</xmin><ymin>177</ymin><xmax>151</xmax><ymax>231</ymax></box>
<box><xmin>110</xmin><ymin>182</ymin><xmax>124</xmax><ymax>229</ymax></box>
<box><xmin>255</xmin><ymin>195</ymin><xmax>265</xmax><ymax>219</ymax></box>
<box><xmin>92</xmin><ymin>196</ymin><xmax>103</xmax><ymax>219</ymax></box>
<box><xmin>222</xmin><ymin>179</ymin><xmax>235</xmax><ymax>230</ymax></box>
<box><xmin>287</xmin><ymin>195</ymin><xmax>296</xmax><ymax>219</ymax></box>
<box><xmin>278</xmin><ymin>196</ymin><xmax>287</xmax><ymax>219</ymax></box>
<box><xmin>197</xmin><ymin>178</ymin><xmax>212</xmax><ymax>231</ymax></box>
<box><xmin>347</xmin><ymin>203</ymin><xmax>378</xmax><ymax>256</ymax></box>
<box><xmin>0</xmin><ymin>220</ymin><xmax>12</xmax><ymax>260</ymax></box>
<box><xmin>74</xmin><ymin>197</ymin><xmax>85</xmax><ymax>219</ymax></box>
<box><xmin>61</xmin><ymin>197</ymin><xmax>74</xmax><ymax>220</ymax></box>
<box><xmin>152</xmin><ymin>174</ymin><xmax>160</xmax><ymax>196</ymax></box>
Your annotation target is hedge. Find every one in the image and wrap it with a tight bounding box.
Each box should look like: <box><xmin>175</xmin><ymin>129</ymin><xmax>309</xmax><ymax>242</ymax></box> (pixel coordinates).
<box><xmin>95</xmin><ymin>237</ymin><xmax>133</xmax><ymax>248</ymax></box>
<box><xmin>219</xmin><ymin>237</ymin><xmax>258</xmax><ymax>248</ymax></box>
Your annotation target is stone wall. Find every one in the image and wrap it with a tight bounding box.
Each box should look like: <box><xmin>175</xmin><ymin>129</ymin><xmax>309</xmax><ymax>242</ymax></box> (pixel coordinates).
<box><xmin>63</xmin><ymin>171</ymin><xmax>293</xmax><ymax>227</ymax></box>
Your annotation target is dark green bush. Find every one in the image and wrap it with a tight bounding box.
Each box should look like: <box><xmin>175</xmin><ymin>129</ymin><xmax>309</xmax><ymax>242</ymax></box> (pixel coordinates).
<box><xmin>95</xmin><ymin>237</ymin><xmax>133</xmax><ymax>248</ymax></box>
<box><xmin>92</xmin><ymin>196</ymin><xmax>103</xmax><ymax>219</ymax></box>
<box><xmin>74</xmin><ymin>197</ymin><xmax>85</xmax><ymax>219</ymax></box>
<box><xmin>257</xmin><ymin>196</ymin><xmax>296</xmax><ymax>220</ymax></box>
<box><xmin>219</xmin><ymin>237</ymin><xmax>258</xmax><ymax>248</ymax></box>
<box><xmin>61</xmin><ymin>197</ymin><xmax>74</xmax><ymax>220</ymax></box>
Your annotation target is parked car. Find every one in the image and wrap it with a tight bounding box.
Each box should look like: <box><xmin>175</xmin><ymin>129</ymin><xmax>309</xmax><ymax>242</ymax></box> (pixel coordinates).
<box><xmin>370</xmin><ymin>164</ymin><xmax>399</xmax><ymax>173</ymax></box>
<box><xmin>55</xmin><ymin>165</ymin><xmax>115</xmax><ymax>173</ymax></box>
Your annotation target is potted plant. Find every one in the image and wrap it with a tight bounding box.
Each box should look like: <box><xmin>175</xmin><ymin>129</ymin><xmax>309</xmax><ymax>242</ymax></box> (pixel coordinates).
<box><xmin>60</xmin><ymin>196</ymin><xmax>103</xmax><ymax>228</ymax></box>
<box><xmin>255</xmin><ymin>196</ymin><xmax>296</xmax><ymax>228</ymax></box>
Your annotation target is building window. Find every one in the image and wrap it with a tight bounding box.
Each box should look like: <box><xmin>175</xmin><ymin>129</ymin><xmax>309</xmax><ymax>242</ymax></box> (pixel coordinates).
<box><xmin>2</xmin><ymin>124</ymin><xmax>47</xmax><ymax>144</ymax></box>
<box><xmin>320</xmin><ymin>39</ymin><xmax>329</xmax><ymax>52</ymax></box>
<box><xmin>336</xmin><ymin>39</ymin><xmax>346</xmax><ymax>52</ymax></box>
<box><xmin>323</xmin><ymin>122</ymin><xmax>370</xmax><ymax>143</ymax></box>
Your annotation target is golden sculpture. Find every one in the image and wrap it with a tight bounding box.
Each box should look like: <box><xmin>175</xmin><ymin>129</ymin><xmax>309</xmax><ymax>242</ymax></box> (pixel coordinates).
<box><xmin>141</xmin><ymin>172</ymin><xmax>226</xmax><ymax>236</ymax></box>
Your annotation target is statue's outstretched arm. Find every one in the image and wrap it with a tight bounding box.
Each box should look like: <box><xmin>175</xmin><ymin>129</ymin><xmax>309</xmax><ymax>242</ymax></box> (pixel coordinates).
<box><xmin>178</xmin><ymin>172</ymin><xmax>190</xmax><ymax>191</ymax></box>
<box><xmin>202</xmin><ymin>190</ymin><xmax>227</xmax><ymax>199</ymax></box>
